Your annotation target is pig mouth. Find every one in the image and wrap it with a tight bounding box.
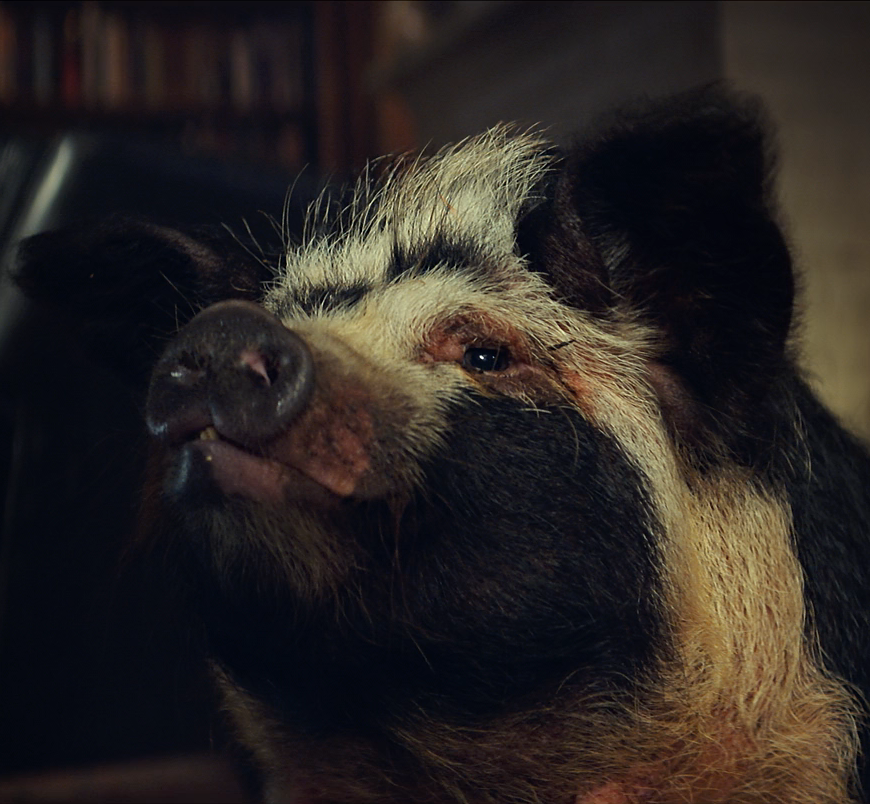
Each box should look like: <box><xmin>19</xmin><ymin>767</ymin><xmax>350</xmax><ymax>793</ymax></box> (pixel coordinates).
<box><xmin>179</xmin><ymin>425</ymin><xmax>301</xmax><ymax>506</ymax></box>
<box><xmin>174</xmin><ymin>419</ymin><xmax>368</xmax><ymax>506</ymax></box>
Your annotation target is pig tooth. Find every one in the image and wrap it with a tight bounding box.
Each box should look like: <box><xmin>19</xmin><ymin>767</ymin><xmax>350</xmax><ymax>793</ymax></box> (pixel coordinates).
<box><xmin>199</xmin><ymin>426</ymin><xmax>219</xmax><ymax>441</ymax></box>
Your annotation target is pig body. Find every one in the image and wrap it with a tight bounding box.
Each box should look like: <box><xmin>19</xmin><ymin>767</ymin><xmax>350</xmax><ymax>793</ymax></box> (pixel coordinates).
<box><xmin>15</xmin><ymin>87</ymin><xmax>870</xmax><ymax>803</ymax></box>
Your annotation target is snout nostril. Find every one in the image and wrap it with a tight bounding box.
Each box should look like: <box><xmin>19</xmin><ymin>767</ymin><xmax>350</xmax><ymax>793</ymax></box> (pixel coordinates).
<box><xmin>168</xmin><ymin>353</ymin><xmax>207</xmax><ymax>386</ymax></box>
<box><xmin>265</xmin><ymin>355</ymin><xmax>283</xmax><ymax>386</ymax></box>
<box><xmin>238</xmin><ymin>348</ymin><xmax>274</xmax><ymax>387</ymax></box>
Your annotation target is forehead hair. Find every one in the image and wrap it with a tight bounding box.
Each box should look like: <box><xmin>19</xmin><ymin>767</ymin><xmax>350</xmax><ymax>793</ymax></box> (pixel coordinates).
<box><xmin>267</xmin><ymin>127</ymin><xmax>553</xmax><ymax>307</ymax></box>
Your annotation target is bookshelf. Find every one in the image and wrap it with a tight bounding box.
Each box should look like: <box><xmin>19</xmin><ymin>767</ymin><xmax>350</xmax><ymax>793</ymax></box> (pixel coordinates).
<box><xmin>0</xmin><ymin>1</ymin><xmax>331</xmax><ymax>170</ymax></box>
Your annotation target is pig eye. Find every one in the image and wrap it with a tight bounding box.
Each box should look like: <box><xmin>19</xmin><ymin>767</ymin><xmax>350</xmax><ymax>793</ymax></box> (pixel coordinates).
<box><xmin>462</xmin><ymin>346</ymin><xmax>510</xmax><ymax>372</ymax></box>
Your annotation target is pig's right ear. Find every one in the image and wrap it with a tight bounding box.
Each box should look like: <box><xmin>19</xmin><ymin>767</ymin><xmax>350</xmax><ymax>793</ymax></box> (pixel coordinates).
<box><xmin>14</xmin><ymin>216</ymin><xmax>272</xmax><ymax>383</ymax></box>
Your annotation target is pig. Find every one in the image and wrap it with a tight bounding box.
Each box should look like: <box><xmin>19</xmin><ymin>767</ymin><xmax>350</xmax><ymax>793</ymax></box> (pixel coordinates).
<box><xmin>14</xmin><ymin>86</ymin><xmax>870</xmax><ymax>803</ymax></box>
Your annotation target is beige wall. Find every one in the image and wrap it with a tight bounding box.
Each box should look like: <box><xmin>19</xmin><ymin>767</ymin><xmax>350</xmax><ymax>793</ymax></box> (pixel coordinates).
<box><xmin>387</xmin><ymin>2</ymin><xmax>719</xmax><ymax>147</ymax></box>
<box><xmin>724</xmin><ymin>1</ymin><xmax>870</xmax><ymax>439</ymax></box>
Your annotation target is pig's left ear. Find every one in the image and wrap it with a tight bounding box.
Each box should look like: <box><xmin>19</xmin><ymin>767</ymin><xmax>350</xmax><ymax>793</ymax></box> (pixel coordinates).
<box><xmin>14</xmin><ymin>216</ymin><xmax>272</xmax><ymax>383</ymax></box>
<box><xmin>526</xmin><ymin>86</ymin><xmax>795</xmax><ymax>465</ymax></box>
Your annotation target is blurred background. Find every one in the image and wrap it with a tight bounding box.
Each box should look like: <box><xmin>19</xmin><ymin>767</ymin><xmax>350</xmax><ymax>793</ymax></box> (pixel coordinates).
<box><xmin>0</xmin><ymin>1</ymin><xmax>867</xmax><ymax>800</ymax></box>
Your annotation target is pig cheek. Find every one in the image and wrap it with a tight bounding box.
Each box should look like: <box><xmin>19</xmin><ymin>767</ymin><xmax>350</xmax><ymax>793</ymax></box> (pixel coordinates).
<box><xmin>271</xmin><ymin>399</ymin><xmax>374</xmax><ymax>498</ymax></box>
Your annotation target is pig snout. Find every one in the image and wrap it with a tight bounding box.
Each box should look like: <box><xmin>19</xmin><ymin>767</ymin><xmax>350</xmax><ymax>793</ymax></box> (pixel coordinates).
<box><xmin>145</xmin><ymin>300</ymin><xmax>315</xmax><ymax>504</ymax></box>
<box><xmin>146</xmin><ymin>300</ymin><xmax>313</xmax><ymax>448</ymax></box>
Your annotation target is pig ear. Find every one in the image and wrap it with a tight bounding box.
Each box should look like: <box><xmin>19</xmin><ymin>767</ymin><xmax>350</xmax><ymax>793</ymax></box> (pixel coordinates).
<box><xmin>14</xmin><ymin>216</ymin><xmax>272</xmax><ymax>382</ymax></box>
<box><xmin>532</xmin><ymin>86</ymin><xmax>795</xmax><ymax>464</ymax></box>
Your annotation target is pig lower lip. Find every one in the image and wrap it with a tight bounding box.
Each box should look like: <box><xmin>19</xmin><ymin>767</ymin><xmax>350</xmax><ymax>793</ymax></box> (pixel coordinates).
<box><xmin>188</xmin><ymin>439</ymin><xmax>291</xmax><ymax>504</ymax></box>
<box><xmin>174</xmin><ymin>438</ymin><xmax>344</xmax><ymax>506</ymax></box>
